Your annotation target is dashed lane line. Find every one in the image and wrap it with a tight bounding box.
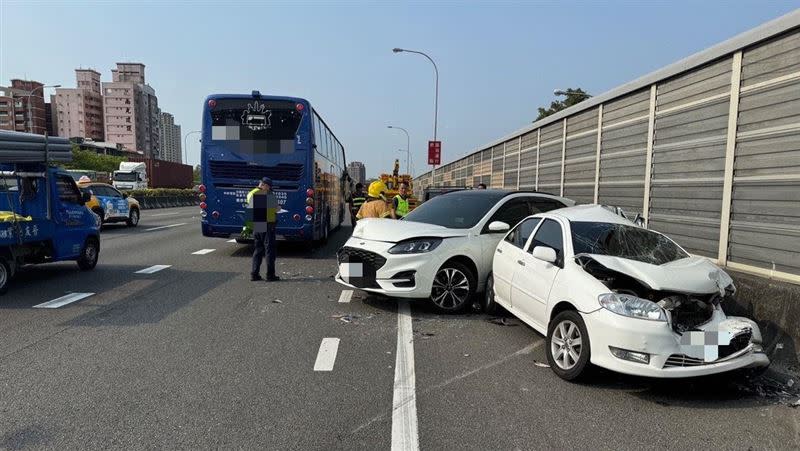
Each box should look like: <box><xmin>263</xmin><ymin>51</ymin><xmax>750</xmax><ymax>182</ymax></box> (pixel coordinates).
<box><xmin>227</xmin><ymin>239</ymin><xmax>237</xmax><ymax>243</ymax></box>
<box><xmin>135</xmin><ymin>265</ymin><xmax>171</xmax><ymax>274</ymax></box>
<box><xmin>338</xmin><ymin>290</ymin><xmax>353</xmax><ymax>303</ymax></box>
<box><xmin>143</xmin><ymin>223</ymin><xmax>188</xmax><ymax>232</ymax></box>
<box><xmin>147</xmin><ymin>212</ymin><xmax>183</xmax><ymax>217</ymax></box>
<box><xmin>192</xmin><ymin>249</ymin><xmax>216</xmax><ymax>255</ymax></box>
<box><xmin>313</xmin><ymin>338</ymin><xmax>340</xmax><ymax>371</ymax></box>
<box><xmin>33</xmin><ymin>293</ymin><xmax>95</xmax><ymax>309</ymax></box>
<box><xmin>391</xmin><ymin>299</ymin><xmax>419</xmax><ymax>451</ymax></box>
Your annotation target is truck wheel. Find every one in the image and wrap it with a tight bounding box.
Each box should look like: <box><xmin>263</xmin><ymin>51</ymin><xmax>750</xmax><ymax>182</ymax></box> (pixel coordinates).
<box><xmin>127</xmin><ymin>208</ymin><xmax>140</xmax><ymax>227</ymax></box>
<box><xmin>0</xmin><ymin>259</ymin><xmax>10</xmax><ymax>295</ymax></box>
<box><xmin>77</xmin><ymin>237</ymin><xmax>100</xmax><ymax>270</ymax></box>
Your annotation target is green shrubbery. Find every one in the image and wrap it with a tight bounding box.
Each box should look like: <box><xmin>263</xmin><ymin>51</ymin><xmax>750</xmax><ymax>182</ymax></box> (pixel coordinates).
<box><xmin>64</xmin><ymin>147</ymin><xmax>127</xmax><ymax>174</ymax></box>
<box><xmin>125</xmin><ymin>188</ymin><xmax>198</xmax><ymax>198</ymax></box>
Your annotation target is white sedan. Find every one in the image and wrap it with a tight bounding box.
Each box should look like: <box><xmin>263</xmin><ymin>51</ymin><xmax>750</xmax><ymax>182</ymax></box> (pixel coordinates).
<box><xmin>486</xmin><ymin>204</ymin><xmax>769</xmax><ymax>380</ymax></box>
<box><xmin>335</xmin><ymin>190</ymin><xmax>573</xmax><ymax>312</ymax></box>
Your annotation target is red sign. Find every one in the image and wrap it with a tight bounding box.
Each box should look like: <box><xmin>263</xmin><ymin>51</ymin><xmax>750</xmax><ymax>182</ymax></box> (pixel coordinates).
<box><xmin>427</xmin><ymin>140</ymin><xmax>441</xmax><ymax>166</ymax></box>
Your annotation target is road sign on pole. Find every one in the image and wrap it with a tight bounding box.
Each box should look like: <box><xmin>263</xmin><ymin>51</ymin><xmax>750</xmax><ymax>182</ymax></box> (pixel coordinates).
<box><xmin>428</xmin><ymin>141</ymin><xmax>441</xmax><ymax>166</ymax></box>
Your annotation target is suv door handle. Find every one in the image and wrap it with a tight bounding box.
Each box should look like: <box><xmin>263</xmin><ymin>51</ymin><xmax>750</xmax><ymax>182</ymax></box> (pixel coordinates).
<box><xmin>517</xmin><ymin>260</ymin><xmax>525</xmax><ymax>266</ymax></box>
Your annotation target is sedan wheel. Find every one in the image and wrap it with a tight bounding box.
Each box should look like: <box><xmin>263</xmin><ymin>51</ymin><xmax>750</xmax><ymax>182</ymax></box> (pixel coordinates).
<box><xmin>546</xmin><ymin>310</ymin><xmax>591</xmax><ymax>381</ymax></box>
<box><xmin>430</xmin><ymin>262</ymin><xmax>475</xmax><ymax>312</ymax></box>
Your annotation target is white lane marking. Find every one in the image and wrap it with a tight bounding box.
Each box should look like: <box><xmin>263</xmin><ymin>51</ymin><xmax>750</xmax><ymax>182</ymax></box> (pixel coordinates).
<box><xmin>135</xmin><ymin>265</ymin><xmax>171</xmax><ymax>274</ymax></box>
<box><xmin>227</xmin><ymin>239</ymin><xmax>237</xmax><ymax>243</ymax></box>
<box><xmin>313</xmin><ymin>338</ymin><xmax>340</xmax><ymax>371</ymax></box>
<box><xmin>148</xmin><ymin>212</ymin><xmax>182</xmax><ymax>217</ymax></box>
<box><xmin>338</xmin><ymin>290</ymin><xmax>353</xmax><ymax>303</ymax></box>
<box><xmin>391</xmin><ymin>299</ymin><xmax>419</xmax><ymax>451</ymax></box>
<box><xmin>33</xmin><ymin>292</ymin><xmax>94</xmax><ymax>309</ymax></box>
<box><xmin>143</xmin><ymin>223</ymin><xmax>187</xmax><ymax>232</ymax></box>
<box><xmin>192</xmin><ymin>249</ymin><xmax>216</xmax><ymax>255</ymax></box>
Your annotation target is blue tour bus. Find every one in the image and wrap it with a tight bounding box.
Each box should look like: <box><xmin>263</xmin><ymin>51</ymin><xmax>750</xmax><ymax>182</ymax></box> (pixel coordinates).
<box><xmin>199</xmin><ymin>92</ymin><xmax>347</xmax><ymax>244</ymax></box>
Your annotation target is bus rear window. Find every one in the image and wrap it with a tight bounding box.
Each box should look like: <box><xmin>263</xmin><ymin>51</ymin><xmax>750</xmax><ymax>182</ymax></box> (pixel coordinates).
<box><xmin>210</xmin><ymin>99</ymin><xmax>302</xmax><ymax>154</ymax></box>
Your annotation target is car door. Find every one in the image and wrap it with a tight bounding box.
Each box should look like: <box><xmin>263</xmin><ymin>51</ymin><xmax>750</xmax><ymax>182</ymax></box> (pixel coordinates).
<box><xmin>511</xmin><ymin>218</ymin><xmax>565</xmax><ymax>330</ymax></box>
<box><xmin>478</xmin><ymin>197</ymin><xmax>537</xmax><ymax>282</ymax></box>
<box><xmin>54</xmin><ymin>174</ymin><xmax>89</xmax><ymax>258</ymax></box>
<box><xmin>493</xmin><ymin>217</ymin><xmax>542</xmax><ymax>307</ymax></box>
<box><xmin>106</xmin><ymin>186</ymin><xmax>130</xmax><ymax>220</ymax></box>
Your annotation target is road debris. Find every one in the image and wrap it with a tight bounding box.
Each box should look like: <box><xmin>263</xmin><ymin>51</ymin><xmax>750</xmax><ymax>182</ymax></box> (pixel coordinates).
<box><xmin>532</xmin><ymin>360</ymin><xmax>550</xmax><ymax>368</ymax></box>
<box><xmin>791</xmin><ymin>399</ymin><xmax>800</xmax><ymax>408</ymax></box>
<box><xmin>488</xmin><ymin>317</ymin><xmax>519</xmax><ymax>327</ymax></box>
<box><xmin>272</xmin><ymin>299</ymin><xmax>283</xmax><ymax>304</ymax></box>
<box><xmin>413</xmin><ymin>331</ymin><xmax>436</xmax><ymax>339</ymax></box>
<box><xmin>463</xmin><ymin>354</ymin><xmax>470</xmax><ymax>357</ymax></box>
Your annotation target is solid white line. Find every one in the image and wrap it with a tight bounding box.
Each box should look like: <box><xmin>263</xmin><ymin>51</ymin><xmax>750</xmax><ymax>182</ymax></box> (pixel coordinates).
<box><xmin>148</xmin><ymin>212</ymin><xmax>182</xmax><ymax>217</ymax></box>
<box><xmin>143</xmin><ymin>223</ymin><xmax>187</xmax><ymax>232</ymax></box>
<box><xmin>391</xmin><ymin>299</ymin><xmax>419</xmax><ymax>451</ymax></box>
<box><xmin>135</xmin><ymin>265</ymin><xmax>171</xmax><ymax>274</ymax></box>
<box><xmin>192</xmin><ymin>249</ymin><xmax>216</xmax><ymax>255</ymax></box>
<box><xmin>227</xmin><ymin>239</ymin><xmax>237</xmax><ymax>243</ymax></box>
<box><xmin>33</xmin><ymin>292</ymin><xmax>94</xmax><ymax>309</ymax></box>
<box><xmin>313</xmin><ymin>338</ymin><xmax>340</xmax><ymax>371</ymax></box>
<box><xmin>338</xmin><ymin>290</ymin><xmax>353</xmax><ymax>303</ymax></box>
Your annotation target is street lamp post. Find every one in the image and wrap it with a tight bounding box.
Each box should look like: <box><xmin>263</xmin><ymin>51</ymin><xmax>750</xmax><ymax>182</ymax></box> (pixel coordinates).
<box><xmin>387</xmin><ymin>125</ymin><xmax>410</xmax><ymax>175</ymax></box>
<box><xmin>24</xmin><ymin>84</ymin><xmax>61</xmax><ymax>134</ymax></box>
<box><xmin>183</xmin><ymin>130</ymin><xmax>201</xmax><ymax>165</ymax></box>
<box><xmin>392</xmin><ymin>47</ymin><xmax>439</xmax><ymax>184</ymax></box>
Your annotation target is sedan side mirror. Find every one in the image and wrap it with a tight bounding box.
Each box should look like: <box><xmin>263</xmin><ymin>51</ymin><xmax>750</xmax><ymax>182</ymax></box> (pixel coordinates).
<box><xmin>123</xmin><ymin>193</ymin><xmax>129</xmax><ymax>199</ymax></box>
<box><xmin>81</xmin><ymin>192</ymin><xmax>92</xmax><ymax>204</ymax></box>
<box><xmin>633</xmin><ymin>214</ymin><xmax>645</xmax><ymax>228</ymax></box>
<box><xmin>531</xmin><ymin>246</ymin><xmax>557</xmax><ymax>264</ymax></box>
<box><xmin>488</xmin><ymin>221</ymin><xmax>510</xmax><ymax>233</ymax></box>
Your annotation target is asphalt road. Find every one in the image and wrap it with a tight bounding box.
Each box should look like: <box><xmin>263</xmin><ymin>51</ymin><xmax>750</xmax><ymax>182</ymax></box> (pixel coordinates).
<box><xmin>0</xmin><ymin>206</ymin><xmax>798</xmax><ymax>450</ymax></box>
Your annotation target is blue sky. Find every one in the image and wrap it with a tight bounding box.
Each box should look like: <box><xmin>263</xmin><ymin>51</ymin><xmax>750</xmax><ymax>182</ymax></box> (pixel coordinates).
<box><xmin>1</xmin><ymin>1</ymin><xmax>797</xmax><ymax>176</ymax></box>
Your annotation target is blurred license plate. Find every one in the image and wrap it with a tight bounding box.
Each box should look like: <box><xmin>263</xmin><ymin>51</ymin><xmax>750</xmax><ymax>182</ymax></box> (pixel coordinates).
<box><xmin>339</xmin><ymin>263</ymin><xmax>363</xmax><ymax>280</ymax></box>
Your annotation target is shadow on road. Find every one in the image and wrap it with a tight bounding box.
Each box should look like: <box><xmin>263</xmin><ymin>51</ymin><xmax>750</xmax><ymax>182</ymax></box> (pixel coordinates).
<box><xmin>229</xmin><ymin>224</ymin><xmax>353</xmax><ymax>261</ymax></box>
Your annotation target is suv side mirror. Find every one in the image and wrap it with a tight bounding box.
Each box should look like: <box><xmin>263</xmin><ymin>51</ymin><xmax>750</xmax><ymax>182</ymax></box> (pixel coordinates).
<box><xmin>488</xmin><ymin>221</ymin><xmax>510</xmax><ymax>233</ymax></box>
<box><xmin>81</xmin><ymin>192</ymin><xmax>92</xmax><ymax>204</ymax></box>
<box><xmin>122</xmin><ymin>193</ymin><xmax>129</xmax><ymax>199</ymax></box>
<box><xmin>633</xmin><ymin>214</ymin><xmax>645</xmax><ymax>228</ymax></box>
<box><xmin>532</xmin><ymin>246</ymin><xmax>557</xmax><ymax>264</ymax></box>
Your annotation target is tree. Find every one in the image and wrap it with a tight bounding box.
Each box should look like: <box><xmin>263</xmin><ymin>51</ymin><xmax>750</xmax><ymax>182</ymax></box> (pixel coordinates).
<box><xmin>65</xmin><ymin>144</ymin><xmax>127</xmax><ymax>174</ymax></box>
<box><xmin>535</xmin><ymin>88</ymin><xmax>590</xmax><ymax>121</ymax></box>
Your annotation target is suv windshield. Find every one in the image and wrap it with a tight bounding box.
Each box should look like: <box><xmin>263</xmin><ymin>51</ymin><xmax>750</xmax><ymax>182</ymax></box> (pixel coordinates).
<box><xmin>571</xmin><ymin>221</ymin><xmax>689</xmax><ymax>265</ymax></box>
<box><xmin>403</xmin><ymin>191</ymin><xmax>506</xmax><ymax>229</ymax></box>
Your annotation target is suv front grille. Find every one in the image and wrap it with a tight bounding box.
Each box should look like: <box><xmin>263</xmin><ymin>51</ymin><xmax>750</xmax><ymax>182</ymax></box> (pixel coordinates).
<box><xmin>337</xmin><ymin>247</ymin><xmax>386</xmax><ymax>289</ymax></box>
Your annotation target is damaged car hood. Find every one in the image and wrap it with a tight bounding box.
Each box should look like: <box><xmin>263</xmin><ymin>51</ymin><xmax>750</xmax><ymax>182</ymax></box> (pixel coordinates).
<box><xmin>580</xmin><ymin>254</ymin><xmax>733</xmax><ymax>294</ymax></box>
<box><xmin>352</xmin><ymin>218</ymin><xmax>468</xmax><ymax>243</ymax></box>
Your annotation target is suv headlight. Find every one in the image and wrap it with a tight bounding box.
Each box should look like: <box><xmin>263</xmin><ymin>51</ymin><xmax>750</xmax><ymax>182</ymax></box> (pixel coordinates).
<box><xmin>388</xmin><ymin>238</ymin><xmax>443</xmax><ymax>254</ymax></box>
<box><xmin>598</xmin><ymin>293</ymin><xmax>666</xmax><ymax>321</ymax></box>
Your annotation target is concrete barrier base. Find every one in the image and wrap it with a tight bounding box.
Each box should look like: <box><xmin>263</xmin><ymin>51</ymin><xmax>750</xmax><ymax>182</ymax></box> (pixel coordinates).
<box><xmin>726</xmin><ymin>270</ymin><xmax>800</xmax><ymax>378</ymax></box>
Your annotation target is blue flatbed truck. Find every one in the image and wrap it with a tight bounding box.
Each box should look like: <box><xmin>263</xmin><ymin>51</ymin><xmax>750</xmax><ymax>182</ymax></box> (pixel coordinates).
<box><xmin>0</xmin><ymin>131</ymin><xmax>100</xmax><ymax>294</ymax></box>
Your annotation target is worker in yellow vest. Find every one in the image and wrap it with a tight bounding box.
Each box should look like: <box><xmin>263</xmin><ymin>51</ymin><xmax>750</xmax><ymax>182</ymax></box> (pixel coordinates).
<box><xmin>247</xmin><ymin>177</ymin><xmax>280</xmax><ymax>282</ymax></box>
<box><xmin>347</xmin><ymin>182</ymin><xmax>366</xmax><ymax>224</ymax></box>
<box><xmin>392</xmin><ymin>182</ymin><xmax>410</xmax><ymax>219</ymax></box>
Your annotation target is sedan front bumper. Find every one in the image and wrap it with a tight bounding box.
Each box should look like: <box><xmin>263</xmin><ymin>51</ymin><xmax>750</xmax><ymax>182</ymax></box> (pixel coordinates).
<box><xmin>583</xmin><ymin>308</ymin><xmax>770</xmax><ymax>378</ymax></box>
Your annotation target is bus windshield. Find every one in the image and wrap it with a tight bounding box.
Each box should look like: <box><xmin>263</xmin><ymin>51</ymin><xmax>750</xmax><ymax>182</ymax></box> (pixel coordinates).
<box><xmin>210</xmin><ymin>99</ymin><xmax>302</xmax><ymax>155</ymax></box>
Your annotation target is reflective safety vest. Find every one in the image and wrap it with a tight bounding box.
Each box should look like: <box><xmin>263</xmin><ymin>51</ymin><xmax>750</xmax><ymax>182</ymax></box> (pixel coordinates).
<box><xmin>394</xmin><ymin>195</ymin><xmax>409</xmax><ymax>217</ymax></box>
<box><xmin>350</xmin><ymin>194</ymin><xmax>366</xmax><ymax>214</ymax></box>
<box><xmin>247</xmin><ymin>188</ymin><xmax>278</xmax><ymax>224</ymax></box>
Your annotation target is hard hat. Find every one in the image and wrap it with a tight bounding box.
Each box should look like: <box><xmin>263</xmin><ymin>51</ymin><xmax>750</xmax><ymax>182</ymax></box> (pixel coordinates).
<box><xmin>78</xmin><ymin>176</ymin><xmax>92</xmax><ymax>184</ymax></box>
<box><xmin>368</xmin><ymin>180</ymin><xmax>388</xmax><ymax>198</ymax></box>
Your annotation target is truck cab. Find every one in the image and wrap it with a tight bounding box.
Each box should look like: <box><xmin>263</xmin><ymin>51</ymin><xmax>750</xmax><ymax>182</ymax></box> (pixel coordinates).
<box><xmin>113</xmin><ymin>161</ymin><xmax>148</xmax><ymax>190</ymax></box>
<box><xmin>0</xmin><ymin>132</ymin><xmax>101</xmax><ymax>294</ymax></box>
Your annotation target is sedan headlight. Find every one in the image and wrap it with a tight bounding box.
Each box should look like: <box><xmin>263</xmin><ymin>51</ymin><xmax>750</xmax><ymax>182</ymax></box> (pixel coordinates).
<box><xmin>388</xmin><ymin>238</ymin><xmax>443</xmax><ymax>254</ymax></box>
<box><xmin>598</xmin><ymin>293</ymin><xmax>667</xmax><ymax>321</ymax></box>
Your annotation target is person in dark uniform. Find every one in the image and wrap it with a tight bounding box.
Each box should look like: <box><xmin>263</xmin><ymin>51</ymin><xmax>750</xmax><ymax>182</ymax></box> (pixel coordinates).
<box><xmin>347</xmin><ymin>183</ymin><xmax>366</xmax><ymax>224</ymax></box>
<box><xmin>248</xmin><ymin>177</ymin><xmax>280</xmax><ymax>282</ymax></box>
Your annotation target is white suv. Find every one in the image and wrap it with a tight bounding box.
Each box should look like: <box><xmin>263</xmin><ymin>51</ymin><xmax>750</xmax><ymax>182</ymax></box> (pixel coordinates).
<box><xmin>335</xmin><ymin>190</ymin><xmax>573</xmax><ymax>312</ymax></box>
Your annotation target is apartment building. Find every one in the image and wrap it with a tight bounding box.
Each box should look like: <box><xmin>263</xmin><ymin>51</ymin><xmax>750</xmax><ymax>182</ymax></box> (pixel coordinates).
<box><xmin>102</xmin><ymin>63</ymin><xmax>160</xmax><ymax>157</ymax></box>
<box><xmin>54</xmin><ymin>69</ymin><xmax>105</xmax><ymax>140</ymax></box>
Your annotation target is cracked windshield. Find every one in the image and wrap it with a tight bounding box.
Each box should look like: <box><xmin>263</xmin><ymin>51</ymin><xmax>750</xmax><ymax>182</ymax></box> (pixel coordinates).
<box><xmin>1</xmin><ymin>1</ymin><xmax>799</xmax><ymax>449</ymax></box>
